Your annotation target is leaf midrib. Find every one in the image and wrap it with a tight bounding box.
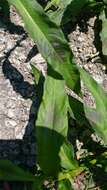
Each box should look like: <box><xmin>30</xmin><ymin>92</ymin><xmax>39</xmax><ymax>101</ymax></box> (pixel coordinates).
<box><xmin>16</xmin><ymin>0</ymin><xmax>68</xmax><ymax>66</ymax></box>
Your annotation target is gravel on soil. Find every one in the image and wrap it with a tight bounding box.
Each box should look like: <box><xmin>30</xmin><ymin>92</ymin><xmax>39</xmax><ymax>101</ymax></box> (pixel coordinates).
<box><xmin>68</xmin><ymin>15</ymin><xmax>107</xmax><ymax>107</ymax></box>
<box><xmin>0</xmin><ymin>6</ymin><xmax>107</xmax><ymax>168</ymax></box>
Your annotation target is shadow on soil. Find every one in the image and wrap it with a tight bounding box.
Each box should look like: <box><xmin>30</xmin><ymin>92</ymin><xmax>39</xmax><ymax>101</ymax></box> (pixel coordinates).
<box><xmin>0</xmin><ymin>4</ymin><xmax>107</xmax><ymax>189</ymax></box>
<box><xmin>63</xmin><ymin>6</ymin><xmax>107</xmax><ymax>188</ymax></box>
<box><xmin>0</xmin><ymin>15</ymin><xmax>63</xmax><ymax>189</ymax></box>
<box><xmin>1</xmin><ymin>61</ymin><xmax>37</xmax><ymax>170</ymax></box>
<box><xmin>0</xmin><ymin>16</ymin><xmax>39</xmax><ymax>171</ymax></box>
<box><xmin>62</xmin><ymin>2</ymin><xmax>107</xmax><ymax>67</ymax></box>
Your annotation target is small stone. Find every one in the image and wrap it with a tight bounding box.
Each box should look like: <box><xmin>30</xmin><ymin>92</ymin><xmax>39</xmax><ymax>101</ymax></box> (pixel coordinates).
<box><xmin>102</xmin><ymin>65</ymin><xmax>106</xmax><ymax>71</ymax></box>
<box><xmin>78</xmin><ymin>36</ymin><xmax>84</xmax><ymax>42</ymax></box>
<box><xmin>103</xmin><ymin>79</ymin><xmax>107</xmax><ymax>90</ymax></box>
<box><xmin>93</xmin><ymin>75</ymin><xmax>103</xmax><ymax>84</ymax></box>
<box><xmin>7</xmin><ymin>109</ymin><xmax>15</xmax><ymax>118</ymax></box>
<box><xmin>7</xmin><ymin>100</ymin><xmax>16</xmax><ymax>109</ymax></box>
<box><xmin>15</xmin><ymin>132</ymin><xmax>23</xmax><ymax>139</ymax></box>
<box><xmin>5</xmin><ymin>119</ymin><xmax>17</xmax><ymax>127</ymax></box>
<box><xmin>9</xmin><ymin>120</ymin><xmax>17</xmax><ymax>127</ymax></box>
<box><xmin>6</xmin><ymin>40</ymin><xmax>14</xmax><ymax>51</ymax></box>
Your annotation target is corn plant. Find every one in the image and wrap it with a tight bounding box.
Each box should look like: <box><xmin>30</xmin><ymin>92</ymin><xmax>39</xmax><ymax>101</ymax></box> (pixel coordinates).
<box><xmin>0</xmin><ymin>0</ymin><xmax>107</xmax><ymax>189</ymax></box>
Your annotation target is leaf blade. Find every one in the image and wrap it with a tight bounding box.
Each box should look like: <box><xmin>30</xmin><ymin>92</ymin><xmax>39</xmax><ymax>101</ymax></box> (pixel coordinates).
<box><xmin>0</xmin><ymin>160</ymin><xmax>36</xmax><ymax>182</ymax></box>
<box><xmin>36</xmin><ymin>76</ymin><xmax>77</xmax><ymax>176</ymax></box>
<box><xmin>7</xmin><ymin>0</ymin><xmax>80</xmax><ymax>94</ymax></box>
<box><xmin>58</xmin><ymin>179</ymin><xmax>73</xmax><ymax>190</ymax></box>
<box><xmin>99</xmin><ymin>9</ymin><xmax>107</xmax><ymax>62</ymax></box>
<box><xmin>47</xmin><ymin>0</ymin><xmax>89</xmax><ymax>26</ymax></box>
<box><xmin>79</xmin><ymin>67</ymin><xmax>107</xmax><ymax>145</ymax></box>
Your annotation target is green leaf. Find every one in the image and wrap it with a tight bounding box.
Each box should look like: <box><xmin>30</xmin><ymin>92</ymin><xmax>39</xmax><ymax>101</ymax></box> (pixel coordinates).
<box><xmin>45</xmin><ymin>0</ymin><xmax>60</xmax><ymax>10</ymax></box>
<box><xmin>58</xmin><ymin>166</ymin><xmax>85</xmax><ymax>181</ymax></box>
<box><xmin>32</xmin><ymin>181</ymin><xmax>42</xmax><ymax>190</ymax></box>
<box><xmin>103</xmin><ymin>0</ymin><xmax>107</xmax><ymax>5</ymax></box>
<box><xmin>58</xmin><ymin>179</ymin><xmax>73</xmax><ymax>190</ymax></box>
<box><xmin>99</xmin><ymin>9</ymin><xmax>107</xmax><ymax>61</ymax></box>
<box><xmin>31</xmin><ymin>63</ymin><xmax>41</xmax><ymax>85</ymax></box>
<box><xmin>36</xmin><ymin>76</ymin><xmax>68</xmax><ymax>176</ymax></box>
<box><xmin>47</xmin><ymin>0</ymin><xmax>89</xmax><ymax>26</ymax></box>
<box><xmin>59</xmin><ymin>142</ymin><xmax>78</xmax><ymax>170</ymax></box>
<box><xmin>36</xmin><ymin>76</ymin><xmax>77</xmax><ymax>176</ymax></box>
<box><xmin>0</xmin><ymin>160</ymin><xmax>37</xmax><ymax>182</ymax></box>
<box><xmin>68</xmin><ymin>96</ymin><xmax>101</xmax><ymax>127</ymax></box>
<box><xmin>79</xmin><ymin>67</ymin><xmax>107</xmax><ymax>145</ymax></box>
<box><xmin>46</xmin><ymin>0</ymin><xmax>73</xmax><ymax>26</ymax></box>
<box><xmin>57</xmin><ymin>168</ymin><xmax>86</xmax><ymax>189</ymax></box>
<box><xmin>0</xmin><ymin>160</ymin><xmax>44</xmax><ymax>189</ymax></box>
<box><xmin>7</xmin><ymin>0</ymin><xmax>80</xmax><ymax>94</ymax></box>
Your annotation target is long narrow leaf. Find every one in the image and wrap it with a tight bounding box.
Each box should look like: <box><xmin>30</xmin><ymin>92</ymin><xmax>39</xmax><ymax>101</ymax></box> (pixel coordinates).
<box><xmin>68</xmin><ymin>96</ymin><xmax>101</xmax><ymax>127</ymax></box>
<box><xmin>47</xmin><ymin>0</ymin><xmax>89</xmax><ymax>26</ymax></box>
<box><xmin>79</xmin><ymin>67</ymin><xmax>107</xmax><ymax>145</ymax></box>
<box><xmin>36</xmin><ymin>76</ymin><xmax>77</xmax><ymax>176</ymax></box>
<box><xmin>58</xmin><ymin>179</ymin><xmax>73</xmax><ymax>190</ymax></box>
<box><xmin>59</xmin><ymin>142</ymin><xmax>78</xmax><ymax>170</ymax></box>
<box><xmin>46</xmin><ymin>0</ymin><xmax>73</xmax><ymax>26</ymax></box>
<box><xmin>7</xmin><ymin>0</ymin><xmax>80</xmax><ymax>94</ymax></box>
<box><xmin>31</xmin><ymin>64</ymin><xmax>41</xmax><ymax>85</ymax></box>
<box><xmin>99</xmin><ymin>9</ymin><xmax>107</xmax><ymax>62</ymax></box>
<box><xmin>57</xmin><ymin>166</ymin><xmax>85</xmax><ymax>189</ymax></box>
<box><xmin>0</xmin><ymin>160</ymin><xmax>38</xmax><ymax>182</ymax></box>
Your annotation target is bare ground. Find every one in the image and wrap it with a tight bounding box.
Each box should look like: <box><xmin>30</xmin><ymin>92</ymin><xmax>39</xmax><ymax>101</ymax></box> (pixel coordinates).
<box><xmin>0</xmin><ymin>5</ymin><xmax>107</xmax><ymax>189</ymax></box>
